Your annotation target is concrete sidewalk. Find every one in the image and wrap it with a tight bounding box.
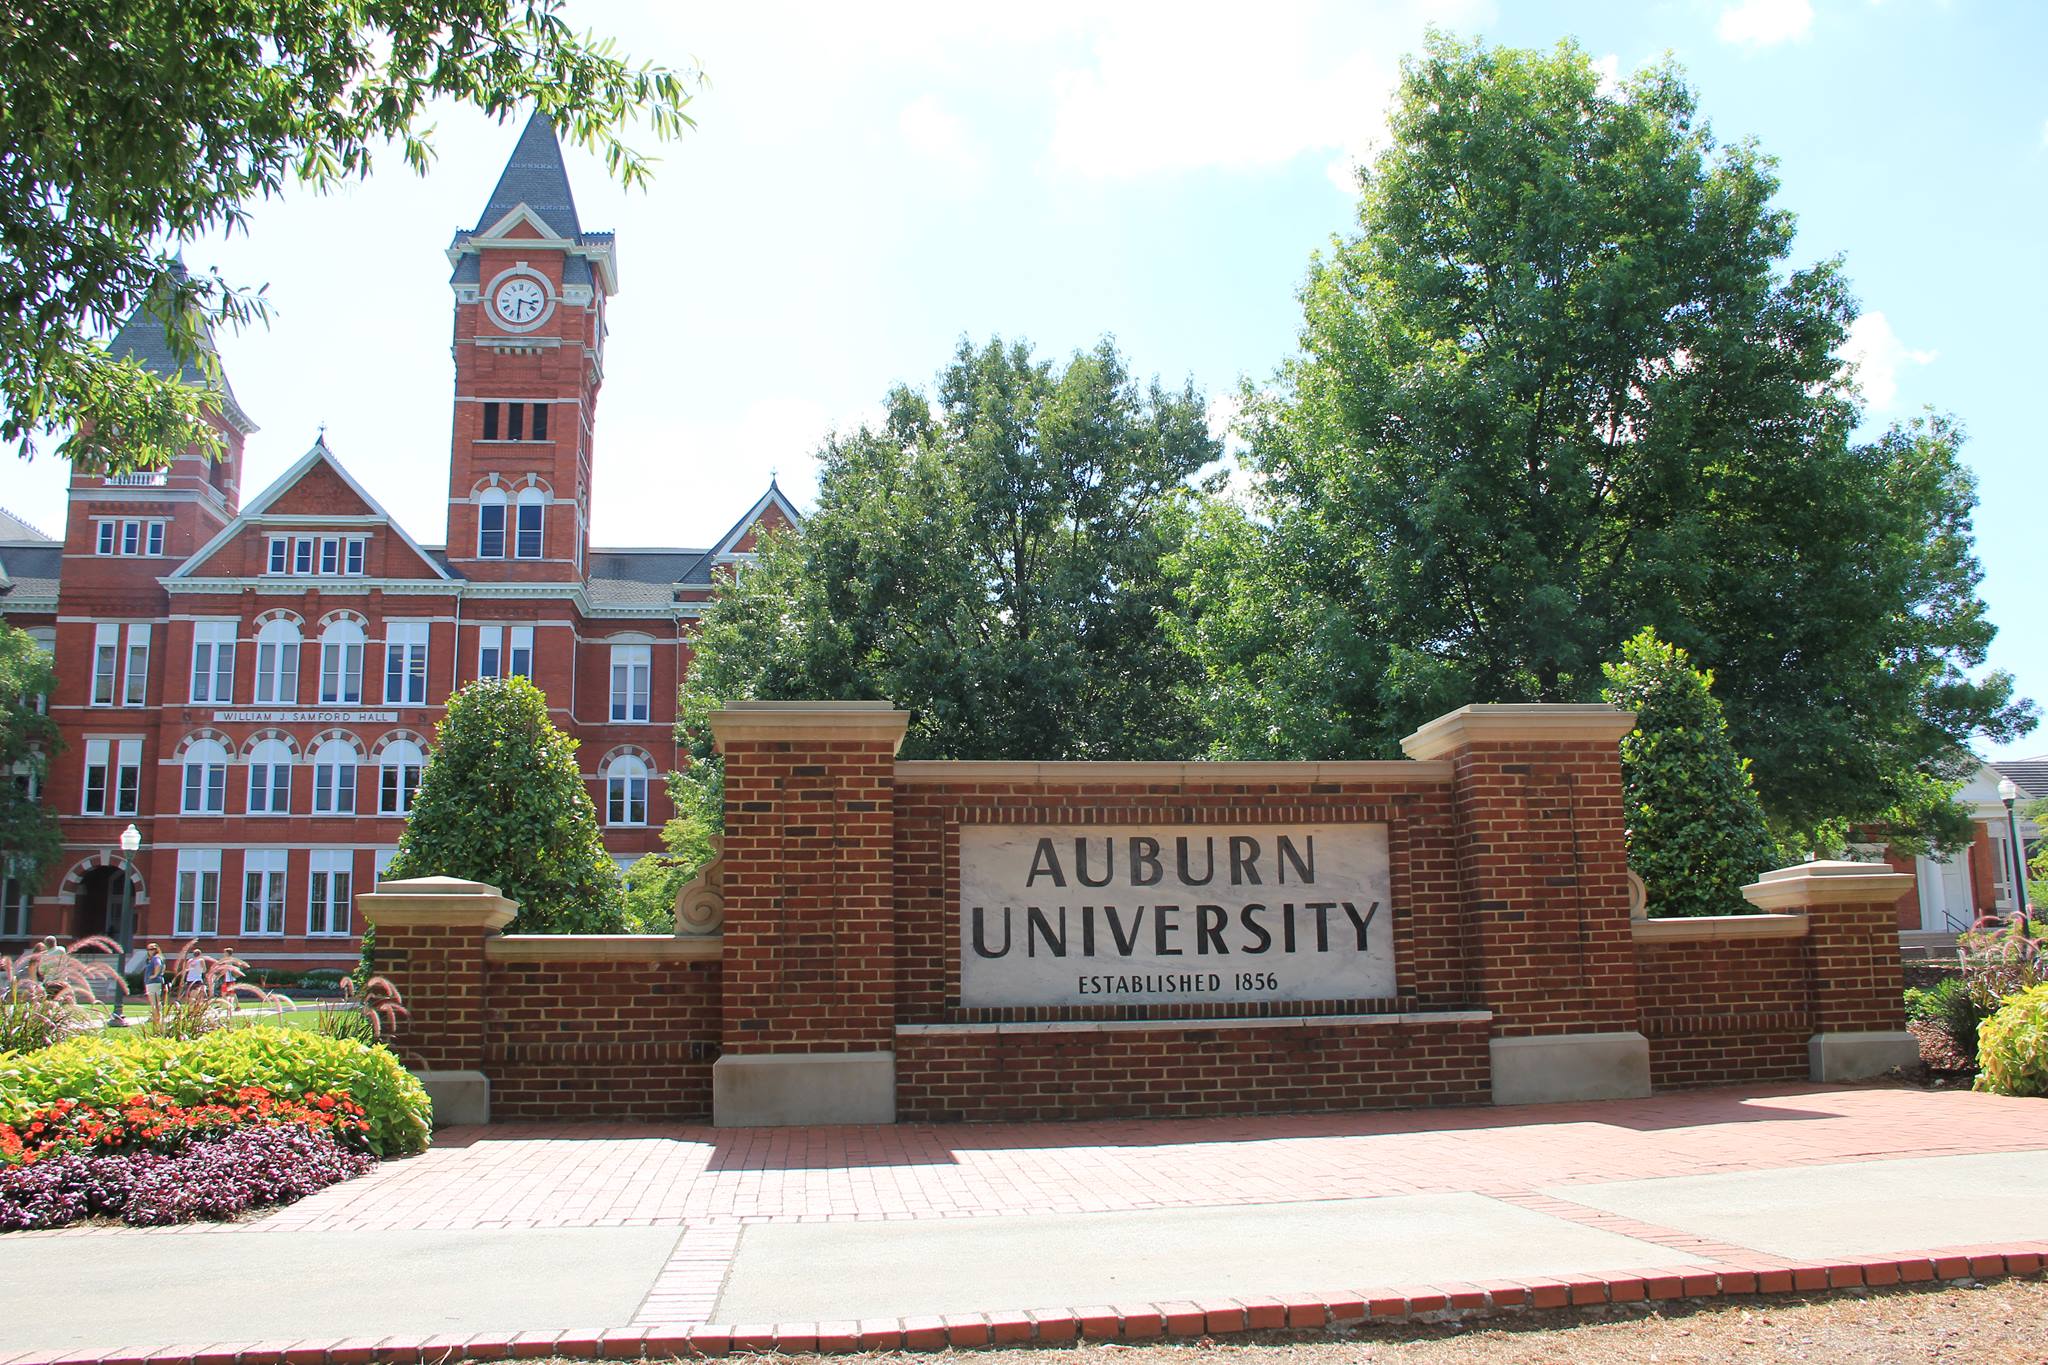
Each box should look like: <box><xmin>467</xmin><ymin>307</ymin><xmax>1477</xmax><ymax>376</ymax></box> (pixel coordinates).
<box><xmin>2</xmin><ymin>1084</ymin><xmax>2046</xmax><ymax>1360</ymax></box>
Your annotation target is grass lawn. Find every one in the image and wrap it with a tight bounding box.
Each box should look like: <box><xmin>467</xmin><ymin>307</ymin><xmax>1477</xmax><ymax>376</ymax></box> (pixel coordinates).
<box><xmin>73</xmin><ymin>1000</ymin><xmax>336</xmax><ymax>1031</ymax></box>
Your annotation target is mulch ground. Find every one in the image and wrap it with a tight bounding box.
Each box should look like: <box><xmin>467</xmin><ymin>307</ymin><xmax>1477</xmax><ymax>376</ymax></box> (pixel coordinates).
<box><xmin>523</xmin><ymin>1280</ymin><xmax>2047</xmax><ymax>1364</ymax></box>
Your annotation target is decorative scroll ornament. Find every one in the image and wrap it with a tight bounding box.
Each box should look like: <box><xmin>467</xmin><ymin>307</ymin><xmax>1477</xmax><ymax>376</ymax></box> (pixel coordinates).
<box><xmin>673</xmin><ymin>842</ymin><xmax>725</xmax><ymax>937</ymax></box>
<box><xmin>1628</xmin><ymin>869</ymin><xmax>1649</xmax><ymax>920</ymax></box>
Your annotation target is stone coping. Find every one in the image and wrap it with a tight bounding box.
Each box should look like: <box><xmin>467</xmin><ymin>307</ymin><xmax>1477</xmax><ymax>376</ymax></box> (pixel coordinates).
<box><xmin>707</xmin><ymin>700</ymin><xmax>911</xmax><ymax>753</ymax></box>
<box><xmin>891</xmin><ymin>759</ymin><xmax>1452</xmax><ymax>785</ymax></box>
<box><xmin>1632</xmin><ymin>913</ymin><xmax>1809</xmax><ymax>943</ymax></box>
<box><xmin>485</xmin><ymin>934</ymin><xmax>722</xmax><ymax>963</ymax></box>
<box><xmin>1742</xmin><ymin>860</ymin><xmax>1917</xmax><ymax>910</ymax></box>
<box><xmin>14</xmin><ymin>1247</ymin><xmax>2043</xmax><ymax>1363</ymax></box>
<box><xmin>1399</xmin><ymin>703</ymin><xmax>1636</xmax><ymax>761</ymax></box>
<box><xmin>896</xmin><ymin>1009</ymin><xmax>1492</xmax><ymax>1036</ymax></box>
<box><xmin>359</xmin><ymin>899</ymin><xmax>516</xmax><ymax>931</ymax></box>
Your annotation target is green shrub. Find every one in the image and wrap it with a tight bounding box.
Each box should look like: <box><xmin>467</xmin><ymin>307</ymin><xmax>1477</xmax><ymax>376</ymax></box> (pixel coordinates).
<box><xmin>1600</xmin><ymin>628</ymin><xmax>1778</xmax><ymax>917</ymax></box>
<box><xmin>1975</xmin><ymin>984</ymin><xmax>2048</xmax><ymax>1097</ymax></box>
<box><xmin>0</xmin><ymin>1027</ymin><xmax>431</xmax><ymax>1156</ymax></box>
<box><xmin>1905</xmin><ymin>976</ymin><xmax>1990</xmax><ymax>1065</ymax></box>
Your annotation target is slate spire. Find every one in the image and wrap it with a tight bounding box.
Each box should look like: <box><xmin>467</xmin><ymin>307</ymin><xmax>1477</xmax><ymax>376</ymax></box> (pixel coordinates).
<box><xmin>106</xmin><ymin>259</ymin><xmax>257</xmax><ymax>434</ymax></box>
<box><xmin>474</xmin><ymin>110</ymin><xmax>581</xmax><ymax>238</ymax></box>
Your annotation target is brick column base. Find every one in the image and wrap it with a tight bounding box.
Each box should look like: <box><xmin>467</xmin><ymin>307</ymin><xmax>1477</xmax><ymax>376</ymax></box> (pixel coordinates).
<box><xmin>1744</xmin><ymin>861</ymin><xmax>1919</xmax><ymax>1082</ymax></box>
<box><xmin>358</xmin><ymin>875</ymin><xmax>516</xmax><ymax>1125</ymax></box>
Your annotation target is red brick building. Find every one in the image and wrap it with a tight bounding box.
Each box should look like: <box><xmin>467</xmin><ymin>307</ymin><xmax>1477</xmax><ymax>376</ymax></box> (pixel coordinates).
<box><xmin>0</xmin><ymin>115</ymin><xmax>794</xmax><ymax>969</ymax></box>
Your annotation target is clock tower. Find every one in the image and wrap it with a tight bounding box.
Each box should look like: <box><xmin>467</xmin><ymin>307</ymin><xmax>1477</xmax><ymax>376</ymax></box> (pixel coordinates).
<box><xmin>445</xmin><ymin>113</ymin><xmax>616</xmax><ymax>582</ymax></box>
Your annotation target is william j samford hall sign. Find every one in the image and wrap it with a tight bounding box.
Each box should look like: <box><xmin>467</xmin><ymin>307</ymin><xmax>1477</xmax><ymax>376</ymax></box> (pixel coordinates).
<box><xmin>959</xmin><ymin>825</ymin><xmax>1397</xmax><ymax>1006</ymax></box>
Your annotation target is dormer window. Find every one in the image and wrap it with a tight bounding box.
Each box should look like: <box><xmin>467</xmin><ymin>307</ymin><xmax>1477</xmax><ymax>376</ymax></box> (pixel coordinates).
<box><xmin>265</xmin><ymin>535</ymin><xmax>368</xmax><ymax>577</ymax></box>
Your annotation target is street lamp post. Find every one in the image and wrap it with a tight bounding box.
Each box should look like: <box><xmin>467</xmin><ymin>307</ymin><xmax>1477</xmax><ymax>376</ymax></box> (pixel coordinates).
<box><xmin>1998</xmin><ymin>778</ymin><xmax>2030</xmax><ymax>923</ymax></box>
<box><xmin>107</xmin><ymin>823</ymin><xmax>140</xmax><ymax>1028</ymax></box>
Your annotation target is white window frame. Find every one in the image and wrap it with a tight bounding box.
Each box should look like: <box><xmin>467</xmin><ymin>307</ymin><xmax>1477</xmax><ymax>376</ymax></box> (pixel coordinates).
<box><xmin>97</xmin><ymin>522</ymin><xmax>117</xmax><ymax>556</ymax></box>
<box><xmin>477</xmin><ymin>489</ymin><xmax>508</xmax><ymax>558</ymax></box>
<box><xmin>82</xmin><ymin>739</ymin><xmax>110</xmax><ymax>815</ymax></box>
<box><xmin>514</xmin><ymin>490</ymin><xmax>545</xmax><ymax>559</ymax></box>
<box><xmin>146</xmin><ymin>521</ymin><xmax>165</xmax><ymax>556</ymax></box>
<box><xmin>254</xmin><ymin>618</ymin><xmax>301</xmax><ymax>705</ymax></box>
<box><xmin>91</xmin><ymin>624</ymin><xmax>120</xmax><ymax>706</ymax></box>
<box><xmin>246</xmin><ymin>739</ymin><xmax>293</xmax><ymax>814</ymax></box>
<box><xmin>477</xmin><ymin>625</ymin><xmax>503</xmax><ymax>680</ymax></box>
<box><xmin>121</xmin><ymin>624</ymin><xmax>150</xmax><ymax>706</ymax></box>
<box><xmin>174</xmin><ymin>850</ymin><xmax>222</xmax><ymax>937</ymax></box>
<box><xmin>181</xmin><ymin>738</ymin><xmax>228</xmax><ymax>814</ymax></box>
<box><xmin>318</xmin><ymin>620</ymin><xmax>364</xmax><ymax>706</ymax></box>
<box><xmin>383</xmin><ymin>620</ymin><xmax>430</xmax><ymax>706</ymax></box>
<box><xmin>345</xmin><ymin>538</ymin><xmax>366</xmax><ymax>576</ymax></box>
<box><xmin>267</xmin><ymin>537</ymin><xmax>289</xmax><ymax>574</ymax></box>
<box><xmin>307</xmin><ymin>851</ymin><xmax>354</xmax><ymax>937</ymax></box>
<box><xmin>311</xmin><ymin>740</ymin><xmax>357</xmax><ymax>814</ymax></box>
<box><xmin>190</xmin><ymin>620</ymin><xmax>237</xmax><ymax>704</ymax></box>
<box><xmin>609</xmin><ymin>643</ymin><xmax>651</xmax><ymax>722</ymax></box>
<box><xmin>0</xmin><ymin>866</ymin><xmax>30</xmax><ymax>939</ymax></box>
<box><xmin>605</xmin><ymin>754</ymin><xmax>649</xmax><ymax>827</ymax></box>
<box><xmin>379</xmin><ymin>741</ymin><xmax>424</xmax><ymax>815</ymax></box>
<box><xmin>113</xmin><ymin>739</ymin><xmax>141</xmax><ymax>816</ymax></box>
<box><xmin>508</xmin><ymin>625</ymin><xmax>534</xmax><ymax>678</ymax></box>
<box><xmin>241</xmin><ymin>850</ymin><xmax>288</xmax><ymax>936</ymax></box>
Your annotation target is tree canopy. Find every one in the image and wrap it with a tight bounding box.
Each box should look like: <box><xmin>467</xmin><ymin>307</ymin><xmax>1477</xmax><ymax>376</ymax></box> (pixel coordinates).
<box><xmin>385</xmin><ymin>676</ymin><xmax>623</xmax><ymax>933</ymax></box>
<box><xmin>0</xmin><ymin>623</ymin><xmax>61</xmax><ymax>893</ymax></box>
<box><xmin>1174</xmin><ymin>34</ymin><xmax>2032</xmax><ymax>853</ymax></box>
<box><xmin>2</xmin><ymin>0</ymin><xmax>694</xmax><ymax>473</ymax></box>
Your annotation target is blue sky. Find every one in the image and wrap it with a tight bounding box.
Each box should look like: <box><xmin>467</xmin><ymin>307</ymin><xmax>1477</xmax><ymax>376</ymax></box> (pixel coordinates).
<box><xmin>7</xmin><ymin>0</ymin><xmax>2043</xmax><ymax>758</ymax></box>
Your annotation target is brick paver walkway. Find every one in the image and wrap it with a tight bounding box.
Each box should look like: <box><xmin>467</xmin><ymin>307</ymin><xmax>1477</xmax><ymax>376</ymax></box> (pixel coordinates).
<box><xmin>255</xmin><ymin>1082</ymin><xmax>2048</xmax><ymax>1234</ymax></box>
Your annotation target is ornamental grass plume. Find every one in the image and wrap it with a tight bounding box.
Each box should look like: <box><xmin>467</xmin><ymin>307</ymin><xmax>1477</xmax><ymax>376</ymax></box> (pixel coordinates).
<box><xmin>0</xmin><ymin>935</ymin><xmax>124</xmax><ymax>1053</ymax></box>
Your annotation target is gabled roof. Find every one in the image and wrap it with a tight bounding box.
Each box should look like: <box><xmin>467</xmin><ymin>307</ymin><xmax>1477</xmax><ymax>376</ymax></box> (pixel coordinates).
<box><xmin>0</xmin><ymin>542</ymin><xmax>60</xmax><ymax>609</ymax></box>
<box><xmin>0</xmin><ymin>507</ymin><xmax>52</xmax><ymax>543</ymax></box>
<box><xmin>1994</xmin><ymin>758</ymin><xmax>2048</xmax><ymax>802</ymax></box>
<box><xmin>106</xmin><ymin>262</ymin><xmax>257</xmax><ymax>435</ymax></box>
<box><xmin>475</xmin><ymin>112</ymin><xmax>581</xmax><ymax>238</ymax></box>
<box><xmin>171</xmin><ymin>435</ymin><xmax>453</xmax><ymax>582</ymax></box>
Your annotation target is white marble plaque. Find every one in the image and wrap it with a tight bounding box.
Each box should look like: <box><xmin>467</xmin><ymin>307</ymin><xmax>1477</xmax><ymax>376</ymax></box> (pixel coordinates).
<box><xmin>958</xmin><ymin>824</ymin><xmax>1396</xmax><ymax>1007</ymax></box>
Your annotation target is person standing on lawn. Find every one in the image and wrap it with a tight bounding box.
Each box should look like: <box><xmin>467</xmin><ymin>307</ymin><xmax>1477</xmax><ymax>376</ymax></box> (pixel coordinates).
<box><xmin>182</xmin><ymin>951</ymin><xmax>208</xmax><ymax>999</ymax></box>
<box><xmin>38</xmin><ymin>937</ymin><xmax>67</xmax><ymax>998</ymax></box>
<box><xmin>217</xmin><ymin>948</ymin><xmax>242</xmax><ymax>999</ymax></box>
<box><xmin>142</xmin><ymin>944</ymin><xmax>166</xmax><ymax>1007</ymax></box>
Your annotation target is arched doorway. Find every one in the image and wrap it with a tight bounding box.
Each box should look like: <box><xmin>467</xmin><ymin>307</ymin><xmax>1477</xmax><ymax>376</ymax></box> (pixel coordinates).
<box><xmin>69</xmin><ymin>865</ymin><xmax>135</xmax><ymax>947</ymax></box>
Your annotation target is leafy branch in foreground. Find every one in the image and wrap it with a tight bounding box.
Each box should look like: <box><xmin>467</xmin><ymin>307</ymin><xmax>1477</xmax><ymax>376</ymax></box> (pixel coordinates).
<box><xmin>2</xmin><ymin>0</ymin><xmax>698</xmax><ymax>472</ymax></box>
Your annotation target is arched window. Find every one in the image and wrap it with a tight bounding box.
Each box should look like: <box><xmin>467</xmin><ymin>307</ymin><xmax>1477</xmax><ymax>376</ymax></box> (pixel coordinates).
<box><xmin>246</xmin><ymin>739</ymin><xmax>293</xmax><ymax>814</ymax></box>
<box><xmin>515</xmin><ymin>487</ymin><xmax>545</xmax><ymax>559</ymax></box>
<box><xmin>180</xmin><ymin>738</ymin><xmax>228</xmax><ymax>814</ymax></box>
<box><xmin>254</xmin><ymin>618</ymin><xmax>300</xmax><ymax>705</ymax></box>
<box><xmin>311</xmin><ymin>739</ymin><xmax>358</xmax><ymax>814</ymax></box>
<box><xmin>318</xmin><ymin>619</ymin><xmax>364</xmax><ymax>706</ymax></box>
<box><xmin>604</xmin><ymin>753</ymin><xmax>649</xmax><ymax>826</ymax></box>
<box><xmin>379</xmin><ymin>739</ymin><xmax>425</xmax><ymax>815</ymax></box>
<box><xmin>477</xmin><ymin>487</ymin><xmax>508</xmax><ymax>558</ymax></box>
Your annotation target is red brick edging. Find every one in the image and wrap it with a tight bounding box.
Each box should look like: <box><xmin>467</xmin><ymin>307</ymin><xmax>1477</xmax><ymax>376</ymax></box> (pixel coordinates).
<box><xmin>9</xmin><ymin>1244</ymin><xmax>2044</xmax><ymax>1365</ymax></box>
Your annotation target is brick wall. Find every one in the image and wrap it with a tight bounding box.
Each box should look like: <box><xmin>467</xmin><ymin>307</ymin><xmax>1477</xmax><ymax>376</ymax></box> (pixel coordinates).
<box><xmin>483</xmin><ymin>955</ymin><xmax>721</xmax><ymax>1121</ymax></box>
<box><xmin>719</xmin><ymin>735</ymin><xmax>899</xmax><ymax>1054</ymax></box>
<box><xmin>896</xmin><ymin>1016</ymin><xmax>1492</xmax><ymax>1122</ymax></box>
<box><xmin>1635</xmin><ymin>936</ymin><xmax>1810</xmax><ymax>1088</ymax></box>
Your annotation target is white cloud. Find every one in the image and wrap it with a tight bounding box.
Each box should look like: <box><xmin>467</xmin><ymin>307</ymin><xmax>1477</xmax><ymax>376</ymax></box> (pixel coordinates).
<box><xmin>1840</xmin><ymin>311</ymin><xmax>1937</xmax><ymax>410</ymax></box>
<box><xmin>1046</xmin><ymin>8</ymin><xmax>1398</xmax><ymax>186</ymax></box>
<box><xmin>1716</xmin><ymin>0</ymin><xmax>1815</xmax><ymax>47</ymax></box>
<box><xmin>1591</xmin><ymin>54</ymin><xmax>1623</xmax><ymax>97</ymax></box>
<box><xmin>898</xmin><ymin>94</ymin><xmax>985</xmax><ymax>178</ymax></box>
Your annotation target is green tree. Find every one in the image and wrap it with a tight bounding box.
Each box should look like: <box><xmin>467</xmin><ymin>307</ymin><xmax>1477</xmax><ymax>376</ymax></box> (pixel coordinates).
<box><xmin>0</xmin><ymin>623</ymin><xmax>61</xmax><ymax>891</ymax></box>
<box><xmin>620</xmin><ymin>854</ymin><xmax>689</xmax><ymax>935</ymax></box>
<box><xmin>1600</xmin><ymin>628</ymin><xmax>1778</xmax><ymax>916</ymax></box>
<box><xmin>3</xmin><ymin>0</ymin><xmax>695</xmax><ymax>473</ymax></box>
<box><xmin>677</xmin><ymin>335</ymin><xmax>1217</xmax><ymax>807</ymax></box>
<box><xmin>1176</xmin><ymin>34</ymin><xmax>2032</xmax><ymax>853</ymax></box>
<box><xmin>385</xmin><ymin>676</ymin><xmax>623</xmax><ymax>932</ymax></box>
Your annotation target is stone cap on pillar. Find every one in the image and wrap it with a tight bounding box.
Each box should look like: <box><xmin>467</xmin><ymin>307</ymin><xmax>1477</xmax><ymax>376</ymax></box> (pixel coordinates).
<box><xmin>1399</xmin><ymin>703</ymin><xmax>1636</xmax><ymax>761</ymax></box>
<box><xmin>1741</xmin><ymin>861</ymin><xmax>1916</xmax><ymax>910</ymax></box>
<box><xmin>707</xmin><ymin>699</ymin><xmax>911</xmax><ymax>754</ymax></box>
<box><xmin>359</xmin><ymin>875</ymin><xmax>518</xmax><ymax>930</ymax></box>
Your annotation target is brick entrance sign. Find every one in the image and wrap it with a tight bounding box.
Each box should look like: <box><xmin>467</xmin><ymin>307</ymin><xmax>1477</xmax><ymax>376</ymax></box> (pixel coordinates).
<box><xmin>360</xmin><ymin>701</ymin><xmax>1920</xmax><ymax>1126</ymax></box>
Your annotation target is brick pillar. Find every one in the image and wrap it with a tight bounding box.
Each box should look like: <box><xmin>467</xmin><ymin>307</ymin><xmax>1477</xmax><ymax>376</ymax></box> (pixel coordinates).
<box><xmin>1401</xmin><ymin>703</ymin><xmax>1648</xmax><ymax>1104</ymax></box>
<box><xmin>357</xmin><ymin>874</ymin><xmax>515</xmax><ymax>1125</ymax></box>
<box><xmin>705</xmin><ymin>701</ymin><xmax>909</xmax><ymax>1126</ymax></box>
<box><xmin>1743</xmin><ymin>861</ymin><xmax>1919</xmax><ymax>1081</ymax></box>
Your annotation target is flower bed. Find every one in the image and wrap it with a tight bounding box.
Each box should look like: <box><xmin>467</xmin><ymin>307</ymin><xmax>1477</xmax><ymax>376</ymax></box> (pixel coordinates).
<box><xmin>0</xmin><ymin>1086</ymin><xmax>371</xmax><ymax>1166</ymax></box>
<box><xmin>0</xmin><ymin>1127</ymin><xmax>373</xmax><ymax>1230</ymax></box>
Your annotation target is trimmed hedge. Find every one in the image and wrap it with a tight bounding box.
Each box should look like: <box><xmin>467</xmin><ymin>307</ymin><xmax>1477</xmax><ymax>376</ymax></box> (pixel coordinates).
<box><xmin>0</xmin><ymin>1027</ymin><xmax>431</xmax><ymax>1157</ymax></box>
<box><xmin>1976</xmin><ymin>983</ymin><xmax>2048</xmax><ymax>1098</ymax></box>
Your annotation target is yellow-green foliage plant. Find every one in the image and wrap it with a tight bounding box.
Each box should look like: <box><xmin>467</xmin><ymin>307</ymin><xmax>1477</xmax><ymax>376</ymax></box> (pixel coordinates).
<box><xmin>0</xmin><ymin>1027</ymin><xmax>431</xmax><ymax>1156</ymax></box>
<box><xmin>1975</xmin><ymin>983</ymin><xmax>2048</xmax><ymax>1098</ymax></box>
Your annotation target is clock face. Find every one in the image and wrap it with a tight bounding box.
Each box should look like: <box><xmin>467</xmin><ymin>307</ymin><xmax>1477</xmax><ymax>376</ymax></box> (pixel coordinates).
<box><xmin>491</xmin><ymin>276</ymin><xmax>548</xmax><ymax>329</ymax></box>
